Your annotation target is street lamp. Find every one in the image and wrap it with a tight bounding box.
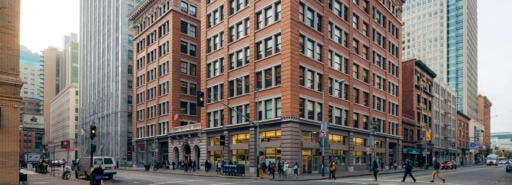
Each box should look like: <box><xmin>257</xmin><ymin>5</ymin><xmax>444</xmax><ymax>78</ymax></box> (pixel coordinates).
<box><xmin>321</xmin><ymin>79</ymin><xmax>345</xmax><ymax>176</ymax></box>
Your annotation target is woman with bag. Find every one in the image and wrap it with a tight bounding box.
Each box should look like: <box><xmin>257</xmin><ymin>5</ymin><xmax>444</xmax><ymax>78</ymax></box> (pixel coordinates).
<box><xmin>329</xmin><ymin>161</ymin><xmax>336</xmax><ymax>180</ymax></box>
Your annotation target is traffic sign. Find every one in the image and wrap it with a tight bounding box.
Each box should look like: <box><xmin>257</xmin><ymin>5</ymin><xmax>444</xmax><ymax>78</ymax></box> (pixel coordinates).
<box><xmin>469</xmin><ymin>142</ymin><xmax>477</xmax><ymax>150</ymax></box>
<box><xmin>320</xmin><ymin>129</ymin><xmax>328</xmax><ymax>138</ymax></box>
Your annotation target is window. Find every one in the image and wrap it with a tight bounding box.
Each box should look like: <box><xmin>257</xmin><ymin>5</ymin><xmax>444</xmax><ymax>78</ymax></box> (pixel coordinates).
<box><xmin>136</xmin><ymin>92</ymin><xmax>145</xmax><ymax>104</ymax></box>
<box><xmin>158</xmin><ymin>101</ymin><xmax>169</xmax><ymax>116</ymax></box>
<box><xmin>373</xmin><ymin>7</ymin><xmax>386</xmax><ymax>28</ymax></box>
<box><xmin>147</xmin><ymin>49</ymin><xmax>156</xmax><ymax>64</ymax></box>
<box><xmin>208</xmin><ymin>5</ymin><xmax>224</xmax><ymax>28</ymax></box>
<box><xmin>373</xmin><ymin>29</ymin><xmax>386</xmax><ymax>48</ymax></box>
<box><xmin>229</xmin><ymin>46</ymin><xmax>250</xmax><ymax>70</ymax></box>
<box><xmin>300</xmin><ymin>3</ymin><xmax>323</xmax><ymax>32</ymax></box>
<box><xmin>158</xmin><ymin>61</ymin><xmax>169</xmax><ymax>76</ymax></box>
<box><xmin>299</xmin><ymin>66</ymin><xmax>323</xmax><ymax>92</ymax></box>
<box><xmin>299</xmin><ymin>34</ymin><xmax>322</xmax><ymax>62</ymax></box>
<box><xmin>180</xmin><ymin>101</ymin><xmax>197</xmax><ymax>115</ymax></box>
<box><xmin>207</xmin><ymin>31</ymin><xmax>224</xmax><ymax>53</ymax></box>
<box><xmin>389</xmin><ymin>82</ymin><xmax>398</xmax><ymax>96</ymax></box>
<box><xmin>256</xmin><ymin>97</ymin><xmax>281</xmax><ymax>120</ymax></box>
<box><xmin>181</xmin><ymin>40</ymin><xmax>197</xmax><ymax>56</ymax></box>
<box><xmin>208</xmin><ymin>109</ymin><xmax>224</xmax><ymax>128</ymax></box>
<box><xmin>190</xmin><ymin>5</ymin><xmax>197</xmax><ymax>17</ymax></box>
<box><xmin>373</xmin><ymin>73</ymin><xmax>386</xmax><ymax>91</ymax></box>
<box><xmin>146</xmin><ymin>86</ymin><xmax>157</xmax><ymax>100</ymax></box>
<box><xmin>327</xmin><ymin>50</ymin><xmax>348</xmax><ymax>74</ymax></box>
<box><xmin>362</xmin><ymin>45</ymin><xmax>369</xmax><ymax>60</ymax></box>
<box><xmin>352</xmin><ymin>13</ymin><xmax>359</xmax><ymax>29</ymax></box>
<box><xmin>207</xmin><ymin>83</ymin><xmax>224</xmax><ymax>103</ymax></box>
<box><xmin>327</xmin><ymin>22</ymin><xmax>347</xmax><ymax>47</ymax></box>
<box><xmin>329</xmin><ymin>0</ymin><xmax>349</xmax><ymax>21</ymax></box>
<box><xmin>158</xmin><ymin>41</ymin><xmax>169</xmax><ymax>57</ymax></box>
<box><xmin>353</xmin><ymin>88</ymin><xmax>359</xmax><ymax>104</ymax></box>
<box><xmin>146</xmin><ymin>68</ymin><xmax>157</xmax><ymax>82</ymax></box>
<box><xmin>352</xmin><ymin>63</ymin><xmax>359</xmax><ymax>79</ymax></box>
<box><xmin>229</xmin><ymin>75</ymin><xmax>250</xmax><ymax>97</ymax></box>
<box><xmin>136</xmin><ymin>56</ymin><xmax>145</xmax><ymax>70</ymax></box>
<box><xmin>255</xmin><ymin>1</ymin><xmax>281</xmax><ymax>30</ymax></box>
<box><xmin>363</xmin><ymin>91</ymin><xmax>369</xmax><ymax>106</ymax></box>
<box><xmin>180</xmin><ymin>1</ymin><xmax>188</xmax><ymax>13</ymax></box>
<box><xmin>388</xmin><ymin>41</ymin><xmax>398</xmax><ymax>57</ymax></box>
<box><xmin>299</xmin><ymin>98</ymin><xmax>322</xmax><ymax>121</ymax></box>
<box><xmin>255</xmin><ymin>33</ymin><xmax>281</xmax><ymax>60</ymax></box>
<box><xmin>146</xmin><ymin>30</ymin><xmax>157</xmax><ymax>46</ymax></box>
<box><xmin>373</xmin><ymin>51</ymin><xmax>386</xmax><ymax>70</ymax></box>
<box><xmin>362</xmin><ymin>21</ymin><xmax>368</xmax><ymax>36</ymax></box>
<box><xmin>256</xmin><ymin>65</ymin><xmax>281</xmax><ymax>90</ymax></box>
<box><xmin>352</xmin><ymin>38</ymin><xmax>359</xmax><ymax>54</ymax></box>
<box><xmin>373</xmin><ymin>95</ymin><xmax>386</xmax><ymax>112</ymax></box>
<box><xmin>229</xmin><ymin>18</ymin><xmax>250</xmax><ymax>42</ymax></box>
<box><xmin>328</xmin><ymin>106</ymin><xmax>346</xmax><ymax>125</ymax></box>
<box><xmin>180</xmin><ymin>21</ymin><xmax>197</xmax><ymax>38</ymax></box>
<box><xmin>388</xmin><ymin>62</ymin><xmax>399</xmax><ymax>77</ymax></box>
<box><xmin>389</xmin><ymin>102</ymin><xmax>398</xmax><ymax>116</ymax></box>
<box><xmin>230</xmin><ymin>0</ymin><xmax>249</xmax><ymax>15</ymax></box>
<box><xmin>207</xmin><ymin>57</ymin><xmax>224</xmax><ymax>78</ymax></box>
<box><xmin>353</xmin><ymin>112</ymin><xmax>359</xmax><ymax>128</ymax></box>
<box><xmin>181</xmin><ymin>81</ymin><xmax>197</xmax><ymax>96</ymax></box>
<box><xmin>159</xmin><ymin>121</ymin><xmax>168</xmax><ymax>135</ymax></box>
<box><xmin>136</xmin><ymin>38</ymin><xmax>145</xmax><ymax>53</ymax></box>
<box><xmin>328</xmin><ymin>77</ymin><xmax>344</xmax><ymax>98</ymax></box>
<box><xmin>180</xmin><ymin>61</ymin><xmax>197</xmax><ymax>76</ymax></box>
<box><xmin>147</xmin><ymin>105</ymin><xmax>156</xmax><ymax>119</ymax></box>
<box><xmin>158</xmin><ymin>81</ymin><xmax>169</xmax><ymax>96</ymax></box>
<box><xmin>362</xmin><ymin>68</ymin><xmax>369</xmax><ymax>83</ymax></box>
<box><xmin>137</xmin><ymin>126</ymin><xmax>145</xmax><ymax>138</ymax></box>
<box><xmin>230</xmin><ymin>104</ymin><xmax>250</xmax><ymax>124</ymax></box>
<box><xmin>158</xmin><ymin>21</ymin><xmax>169</xmax><ymax>38</ymax></box>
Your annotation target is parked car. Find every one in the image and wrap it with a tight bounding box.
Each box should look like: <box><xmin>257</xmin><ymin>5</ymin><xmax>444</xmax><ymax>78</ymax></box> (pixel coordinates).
<box><xmin>441</xmin><ymin>161</ymin><xmax>457</xmax><ymax>169</ymax></box>
<box><xmin>75</xmin><ymin>156</ymin><xmax>117</xmax><ymax>180</ymax></box>
<box><xmin>506</xmin><ymin>164</ymin><xmax>512</xmax><ymax>172</ymax></box>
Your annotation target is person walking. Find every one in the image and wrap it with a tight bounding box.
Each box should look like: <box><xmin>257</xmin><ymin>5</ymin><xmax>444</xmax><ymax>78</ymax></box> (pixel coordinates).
<box><xmin>90</xmin><ymin>162</ymin><xmax>104</xmax><ymax>185</ymax></box>
<box><xmin>431</xmin><ymin>158</ymin><xmax>446</xmax><ymax>183</ymax></box>
<box><xmin>328</xmin><ymin>161</ymin><xmax>336</xmax><ymax>180</ymax></box>
<box><xmin>259</xmin><ymin>161</ymin><xmax>267</xmax><ymax>179</ymax></box>
<box><xmin>401</xmin><ymin>160</ymin><xmax>416</xmax><ymax>183</ymax></box>
<box><xmin>372</xmin><ymin>160</ymin><xmax>379</xmax><ymax>181</ymax></box>
<box><xmin>293</xmin><ymin>162</ymin><xmax>299</xmax><ymax>177</ymax></box>
<box><xmin>217</xmin><ymin>160</ymin><xmax>222</xmax><ymax>175</ymax></box>
<box><xmin>269</xmin><ymin>161</ymin><xmax>276</xmax><ymax>179</ymax></box>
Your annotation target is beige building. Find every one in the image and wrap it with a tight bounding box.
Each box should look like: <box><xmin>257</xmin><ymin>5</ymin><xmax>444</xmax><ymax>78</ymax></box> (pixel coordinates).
<box><xmin>42</xmin><ymin>47</ymin><xmax>61</xmax><ymax>143</ymax></box>
<box><xmin>432</xmin><ymin>78</ymin><xmax>458</xmax><ymax>162</ymax></box>
<box><xmin>477</xmin><ymin>94</ymin><xmax>492</xmax><ymax>150</ymax></box>
<box><xmin>0</xmin><ymin>0</ymin><xmax>23</xmax><ymax>184</ymax></box>
<box><xmin>50</xmin><ymin>85</ymin><xmax>79</xmax><ymax>161</ymax></box>
<box><xmin>468</xmin><ymin>119</ymin><xmax>484</xmax><ymax>164</ymax></box>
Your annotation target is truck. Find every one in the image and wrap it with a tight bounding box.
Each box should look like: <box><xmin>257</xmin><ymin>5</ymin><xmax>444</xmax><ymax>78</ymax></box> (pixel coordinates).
<box><xmin>24</xmin><ymin>153</ymin><xmax>41</xmax><ymax>164</ymax></box>
<box><xmin>486</xmin><ymin>154</ymin><xmax>498</xmax><ymax>166</ymax></box>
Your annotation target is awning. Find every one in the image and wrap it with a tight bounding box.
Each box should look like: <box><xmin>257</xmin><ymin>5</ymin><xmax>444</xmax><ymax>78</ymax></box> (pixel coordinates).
<box><xmin>403</xmin><ymin>147</ymin><xmax>421</xmax><ymax>154</ymax></box>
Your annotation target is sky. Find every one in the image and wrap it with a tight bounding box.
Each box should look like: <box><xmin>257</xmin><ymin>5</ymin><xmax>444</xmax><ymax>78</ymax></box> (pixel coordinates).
<box><xmin>19</xmin><ymin>0</ymin><xmax>512</xmax><ymax>132</ymax></box>
<box><xmin>20</xmin><ymin>0</ymin><xmax>79</xmax><ymax>53</ymax></box>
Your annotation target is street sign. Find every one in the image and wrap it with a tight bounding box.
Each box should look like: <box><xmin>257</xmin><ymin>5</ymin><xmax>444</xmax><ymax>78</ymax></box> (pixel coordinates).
<box><xmin>469</xmin><ymin>142</ymin><xmax>477</xmax><ymax>150</ymax></box>
<box><xmin>320</xmin><ymin>129</ymin><xmax>328</xmax><ymax>138</ymax></box>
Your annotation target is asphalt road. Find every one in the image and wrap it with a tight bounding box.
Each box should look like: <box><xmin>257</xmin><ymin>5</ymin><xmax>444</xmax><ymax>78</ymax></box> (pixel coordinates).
<box><xmin>25</xmin><ymin>165</ymin><xmax>512</xmax><ymax>185</ymax></box>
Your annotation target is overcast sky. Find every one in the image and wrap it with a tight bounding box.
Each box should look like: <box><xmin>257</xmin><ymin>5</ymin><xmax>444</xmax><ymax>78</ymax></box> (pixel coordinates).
<box><xmin>19</xmin><ymin>0</ymin><xmax>512</xmax><ymax>133</ymax></box>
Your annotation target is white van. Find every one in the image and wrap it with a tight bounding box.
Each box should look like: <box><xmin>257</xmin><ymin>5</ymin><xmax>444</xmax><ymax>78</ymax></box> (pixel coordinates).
<box><xmin>76</xmin><ymin>156</ymin><xmax>117</xmax><ymax>179</ymax></box>
<box><xmin>486</xmin><ymin>154</ymin><xmax>498</xmax><ymax>166</ymax></box>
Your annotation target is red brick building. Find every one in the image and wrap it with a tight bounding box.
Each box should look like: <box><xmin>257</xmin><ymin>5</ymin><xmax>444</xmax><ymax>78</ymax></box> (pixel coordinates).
<box><xmin>201</xmin><ymin>0</ymin><xmax>404</xmax><ymax>173</ymax></box>
<box><xmin>457</xmin><ymin>111</ymin><xmax>470</xmax><ymax>165</ymax></box>
<box><xmin>401</xmin><ymin>59</ymin><xmax>436</xmax><ymax>166</ymax></box>
<box><xmin>130</xmin><ymin>0</ymin><xmax>202</xmax><ymax>166</ymax></box>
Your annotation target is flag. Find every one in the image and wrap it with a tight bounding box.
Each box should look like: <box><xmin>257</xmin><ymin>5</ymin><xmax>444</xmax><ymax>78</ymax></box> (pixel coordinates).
<box><xmin>174</xmin><ymin>111</ymin><xmax>179</xmax><ymax>121</ymax></box>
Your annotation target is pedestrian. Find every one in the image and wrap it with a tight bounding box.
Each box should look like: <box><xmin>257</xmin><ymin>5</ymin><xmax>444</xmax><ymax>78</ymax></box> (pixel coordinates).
<box><xmin>269</xmin><ymin>161</ymin><xmax>276</xmax><ymax>179</ymax></box>
<box><xmin>260</xmin><ymin>161</ymin><xmax>267</xmax><ymax>179</ymax></box>
<box><xmin>192</xmin><ymin>160</ymin><xmax>196</xmax><ymax>172</ymax></box>
<box><xmin>293</xmin><ymin>162</ymin><xmax>299</xmax><ymax>176</ymax></box>
<box><xmin>401</xmin><ymin>160</ymin><xmax>416</xmax><ymax>183</ymax></box>
<box><xmin>171</xmin><ymin>160</ymin><xmax>176</xmax><ymax>170</ymax></box>
<box><xmin>393</xmin><ymin>160</ymin><xmax>398</xmax><ymax>171</ymax></box>
<box><xmin>431</xmin><ymin>158</ymin><xmax>446</xmax><ymax>183</ymax></box>
<box><xmin>372</xmin><ymin>160</ymin><xmax>379</xmax><ymax>181</ymax></box>
<box><xmin>205</xmin><ymin>160</ymin><xmax>211</xmax><ymax>173</ymax></box>
<box><xmin>91</xmin><ymin>162</ymin><xmax>104</xmax><ymax>185</ymax></box>
<box><xmin>217</xmin><ymin>160</ymin><xmax>222</xmax><ymax>175</ymax></box>
<box><xmin>329</xmin><ymin>161</ymin><xmax>336</xmax><ymax>180</ymax></box>
<box><xmin>283</xmin><ymin>161</ymin><xmax>289</xmax><ymax>177</ymax></box>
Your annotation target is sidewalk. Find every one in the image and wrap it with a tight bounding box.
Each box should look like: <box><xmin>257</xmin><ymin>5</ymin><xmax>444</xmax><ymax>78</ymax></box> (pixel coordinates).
<box><xmin>117</xmin><ymin>166</ymin><xmax>428</xmax><ymax>181</ymax></box>
<box><xmin>20</xmin><ymin>168</ymin><xmax>87</xmax><ymax>185</ymax></box>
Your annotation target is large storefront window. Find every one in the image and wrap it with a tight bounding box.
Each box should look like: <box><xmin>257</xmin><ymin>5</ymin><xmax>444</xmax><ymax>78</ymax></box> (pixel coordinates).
<box><xmin>260</xmin><ymin>130</ymin><xmax>281</xmax><ymax>142</ymax></box>
<box><xmin>209</xmin><ymin>150</ymin><xmax>224</xmax><ymax>163</ymax></box>
<box><xmin>353</xmin><ymin>151</ymin><xmax>367</xmax><ymax>165</ymax></box>
<box><xmin>374</xmin><ymin>140</ymin><xmax>384</xmax><ymax>148</ymax></box>
<box><xmin>302</xmin><ymin>131</ymin><xmax>319</xmax><ymax>143</ymax></box>
<box><xmin>232</xmin><ymin>133</ymin><xmax>250</xmax><ymax>144</ymax></box>
<box><xmin>328</xmin><ymin>149</ymin><xmax>346</xmax><ymax>165</ymax></box>
<box><xmin>328</xmin><ymin>134</ymin><xmax>345</xmax><ymax>145</ymax></box>
<box><xmin>353</xmin><ymin>137</ymin><xmax>366</xmax><ymax>147</ymax></box>
<box><xmin>209</xmin><ymin>136</ymin><xmax>221</xmax><ymax>146</ymax></box>
<box><xmin>263</xmin><ymin>148</ymin><xmax>282</xmax><ymax>164</ymax></box>
<box><xmin>232</xmin><ymin>149</ymin><xmax>249</xmax><ymax>165</ymax></box>
<box><xmin>301</xmin><ymin>149</ymin><xmax>314</xmax><ymax>174</ymax></box>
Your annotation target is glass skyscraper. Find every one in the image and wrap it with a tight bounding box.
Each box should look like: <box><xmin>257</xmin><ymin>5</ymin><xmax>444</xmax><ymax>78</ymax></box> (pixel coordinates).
<box><xmin>402</xmin><ymin>0</ymin><xmax>478</xmax><ymax>119</ymax></box>
<box><xmin>79</xmin><ymin>0</ymin><xmax>135</xmax><ymax>162</ymax></box>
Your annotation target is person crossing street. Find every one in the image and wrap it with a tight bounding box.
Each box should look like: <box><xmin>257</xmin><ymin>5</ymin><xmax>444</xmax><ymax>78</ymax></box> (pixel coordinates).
<box><xmin>431</xmin><ymin>158</ymin><xmax>446</xmax><ymax>183</ymax></box>
<box><xmin>402</xmin><ymin>160</ymin><xmax>416</xmax><ymax>183</ymax></box>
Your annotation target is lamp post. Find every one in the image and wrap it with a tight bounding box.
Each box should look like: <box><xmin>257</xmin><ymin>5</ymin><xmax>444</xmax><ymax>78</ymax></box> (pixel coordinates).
<box><xmin>321</xmin><ymin>79</ymin><xmax>345</xmax><ymax>176</ymax></box>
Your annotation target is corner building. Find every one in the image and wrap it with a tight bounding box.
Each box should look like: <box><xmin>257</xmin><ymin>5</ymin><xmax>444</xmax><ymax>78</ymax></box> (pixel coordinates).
<box><xmin>201</xmin><ymin>0</ymin><xmax>404</xmax><ymax>173</ymax></box>
<box><xmin>130</xmin><ymin>0</ymin><xmax>203</xmax><ymax>166</ymax></box>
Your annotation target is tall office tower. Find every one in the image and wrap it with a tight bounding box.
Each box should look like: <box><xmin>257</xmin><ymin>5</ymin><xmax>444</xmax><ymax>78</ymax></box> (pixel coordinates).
<box><xmin>0</xmin><ymin>0</ymin><xmax>23</xmax><ymax>183</ymax></box>
<box><xmin>201</xmin><ymin>0</ymin><xmax>404</xmax><ymax>173</ymax></box>
<box><xmin>50</xmin><ymin>33</ymin><xmax>80</xmax><ymax>161</ymax></box>
<box><xmin>42</xmin><ymin>47</ymin><xmax>61</xmax><ymax>145</ymax></box>
<box><xmin>402</xmin><ymin>0</ymin><xmax>478</xmax><ymax>119</ymax></box>
<box><xmin>477</xmin><ymin>94</ymin><xmax>491</xmax><ymax>150</ymax></box>
<box><xmin>432</xmin><ymin>78</ymin><xmax>457</xmax><ymax>162</ymax></box>
<box><xmin>19</xmin><ymin>46</ymin><xmax>45</xmax><ymax>158</ymax></box>
<box><xmin>129</xmin><ymin>0</ymin><xmax>201</xmax><ymax>166</ymax></box>
<box><xmin>79</xmin><ymin>0</ymin><xmax>136</xmax><ymax>162</ymax></box>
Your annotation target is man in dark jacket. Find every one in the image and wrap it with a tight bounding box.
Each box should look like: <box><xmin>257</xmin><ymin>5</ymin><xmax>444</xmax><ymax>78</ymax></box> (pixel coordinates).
<box><xmin>401</xmin><ymin>160</ymin><xmax>416</xmax><ymax>183</ymax></box>
<box><xmin>90</xmin><ymin>162</ymin><xmax>104</xmax><ymax>185</ymax></box>
<box><xmin>372</xmin><ymin>160</ymin><xmax>379</xmax><ymax>181</ymax></box>
<box><xmin>431</xmin><ymin>158</ymin><xmax>446</xmax><ymax>183</ymax></box>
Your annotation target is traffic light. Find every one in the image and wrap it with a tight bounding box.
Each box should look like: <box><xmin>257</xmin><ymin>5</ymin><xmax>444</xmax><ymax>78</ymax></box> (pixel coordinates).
<box><xmin>61</xmin><ymin>140</ymin><xmax>70</xmax><ymax>149</ymax></box>
<box><xmin>197</xmin><ymin>91</ymin><xmax>205</xmax><ymax>107</ymax></box>
<box><xmin>90</xmin><ymin>125</ymin><xmax>97</xmax><ymax>140</ymax></box>
<box><xmin>425</xmin><ymin>130</ymin><xmax>432</xmax><ymax>142</ymax></box>
<box><xmin>370</xmin><ymin>120</ymin><xmax>377</xmax><ymax>133</ymax></box>
<box><xmin>220</xmin><ymin>135</ymin><xmax>225</xmax><ymax>146</ymax></box>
